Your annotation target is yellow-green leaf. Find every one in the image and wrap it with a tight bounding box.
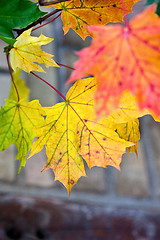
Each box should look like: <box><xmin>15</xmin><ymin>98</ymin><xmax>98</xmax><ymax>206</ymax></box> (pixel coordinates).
<box><xmin>0</xmin><ymin>99</ymin><xmax>45</xmax><ymax>170</ymax></box>
<box><xmin>9</xmin><ymin>28</ymin><xmax>59</xmax><ymax>73</ymax></box>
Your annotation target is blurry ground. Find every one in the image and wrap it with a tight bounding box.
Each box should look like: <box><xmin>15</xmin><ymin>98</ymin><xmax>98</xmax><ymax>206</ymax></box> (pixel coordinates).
<box><xmin>0</xmin><ymin>194</ymin><xmax>160</xmax><ymax>240</ymax></box>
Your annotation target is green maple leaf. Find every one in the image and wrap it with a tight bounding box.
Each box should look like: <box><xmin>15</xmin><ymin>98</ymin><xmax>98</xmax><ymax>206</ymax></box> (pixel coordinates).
<box><xmin>0</xmin><ymin>0</ymin><xmax>46</xmax><ymax>45</ymax></box>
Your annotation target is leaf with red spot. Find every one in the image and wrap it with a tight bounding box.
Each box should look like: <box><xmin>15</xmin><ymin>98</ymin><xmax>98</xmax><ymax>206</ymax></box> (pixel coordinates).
<box><xmin>68</xmin><ymin>5</ymin><xmax>160</xmax><ymax>118</ymax></box>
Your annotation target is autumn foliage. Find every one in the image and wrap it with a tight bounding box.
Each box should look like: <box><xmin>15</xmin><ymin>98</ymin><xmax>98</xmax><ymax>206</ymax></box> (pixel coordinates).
<box><xmin>0</xmin><ymin>0</ymin><xmax>160</xmax><ymax>195</ymax></box>
<box><xmin>68</xmin><ymin>5</ymin><xmax>160</xmax><ymax>117</ymax></box>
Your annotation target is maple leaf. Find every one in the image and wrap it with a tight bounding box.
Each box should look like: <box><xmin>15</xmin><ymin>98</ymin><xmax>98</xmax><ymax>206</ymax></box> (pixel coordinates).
<box><xmin>115</xmin><ymin>119</ymin><xmax>139</xmax><ymax>155</ymax></box>
<box><xmin>0</xmin><ymin>99</ymin><xmax>45</xmax><ymax>171</ymax></box>
<box><xmin>29</xmin><ymin>77</ymin><xmax>132</xmax><ymax>194</ymax></box>
<box><xmin>105</xmin><ymin>90</ymin><xmax>149</xmax><ymax>155</ymax></box>
<box><xmin>51</xmin><ymin>0</ymin><xmax>139</xmax><ymax>39</ymax></box>
<box><xmin>9</xmin><ymin>28</ymin><xmax>59</xmax><ymax>73</ymax></box>
<box><xmin>9</xmin><ymin>69</ymin><xmax>30</xmax><ymax>102</ymax></box>
<box><xmin>106</xmin><ymin>91</ymin><xmax>150</xmax><ymax>124</ymax></box>
<box><xmin>68</xmin><ymin>5</ymin><xmax>160</xmax><ymax>117</ymax></box>
<box><xmin>106</xmin><ymin>90</ymin><xmax>160</xmax><ymax>154</ymax></box>
<box><xmin>0</xmin><ymin>0</ymin><xmax>46</xmax><ymax>45</ymax></box>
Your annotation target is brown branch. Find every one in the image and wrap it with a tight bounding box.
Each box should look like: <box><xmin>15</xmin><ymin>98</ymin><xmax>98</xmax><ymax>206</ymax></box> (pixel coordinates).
<box><xmin>39</xmin><ymin>0</ymin><xmax>71</xmax><ymax>6</ymax></box>
<box><xmin>32</xmin><ymin>12</ymin><xmax>61</xmax><ymax>32</ymax></box>
<box><xmin>6</xmin><ymin>53</ymin><xmax>20</xmax><ymax>102</ymax></box>
<box><xmin>13</xmin><ymin>8</ymin><xmax>62</xmax><ymax>36</ymax></box>
<box><xmin>56</xmin><ymin>62</ymin><xmax>75</xmax><ymax>71</ymax></box>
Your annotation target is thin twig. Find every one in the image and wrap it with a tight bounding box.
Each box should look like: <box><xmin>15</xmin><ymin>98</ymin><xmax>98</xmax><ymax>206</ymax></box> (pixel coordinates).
<box><xmin>31</xmin><ymin>72</ymin><xmax>66</xmax><ymax>101</ymax></box>
<box><xmin>6</xmin><ymin>53</ymin><xmax>20</xmax><ymax>102</ymax></box>
<box><xmin>13</xmin><ymin>9</ymin><xmax>62</xmax><ymax>36</ymax></box>
<box><xmin>39</xmin><ymin>0</ymin><xmax>70</xmax><ymax>6</ymax></box>
<box><xmin>32</xmin><ymin>12</ymin><xmax>62</xmax><ymax>32</ymax></box>
<box><xmin>56</xmin><ymin>62</ymin><xmax>75</xmax><ymax>70</ymax></box>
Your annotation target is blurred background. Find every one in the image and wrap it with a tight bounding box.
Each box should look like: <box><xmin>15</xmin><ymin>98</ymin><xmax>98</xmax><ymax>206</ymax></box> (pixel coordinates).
<box><xmin>0</xmin><ymin>1</ymin><xmax>160</xmax><ymax>239</ymax></box>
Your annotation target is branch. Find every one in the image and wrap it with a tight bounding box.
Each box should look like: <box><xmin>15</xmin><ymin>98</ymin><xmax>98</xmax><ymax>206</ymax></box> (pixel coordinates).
<box><xmin>32</xmin><ymin>12</ymin><xmax>61</xmax><ymax>32</ymax></box>
<box><xmin>39</xmin><ymin>0</ymin><xmax>71</xmax><ymax>6</ymax></box>
<box><xmin>13</xmin><ymin>9</ymin><xmax>62</xmax><ymax>36</ymax></box>
<box><xmin>31</xmin><ymin>72</ymin><xmax>66</xmax><ymax>101</ymax></box>
<box><xmin>6</xmin><ymin>53</ymin><xmax>20</xmax><ymax>102</ymax></box>
<box><xmin>56</xmin><ymin>62</ymin><xmax>75</xmax><ymax>71</ymax></box>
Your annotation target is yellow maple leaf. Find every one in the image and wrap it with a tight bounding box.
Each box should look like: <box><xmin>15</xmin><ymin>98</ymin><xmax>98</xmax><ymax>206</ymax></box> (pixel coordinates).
<box><xmin>105</xmin><ymin>90</ymin><xmax>150</xmax><ymax>155</ymax></box>
<box><xmin>53</xmin><ymin>0</ymin><xmax>139</xmax><ymax>39</ymax></box>
<box><xmin>9</xmin><ymin>28</ymin><xmax>59</xmax><ymax>73</ymax></box>
<box><xmin>105</xmin><ymin>90</ymin><xmax>160</xmax><ymax>155</ymax></box>
<box><xmin>29</xmin><ymin>77</ymin><xmax>132</xmax><ymax>194</ymax></box>
<box><xmin>115</xmin><ymin>119</ymin><xmax>140</xmax><ymax>155</ymax></box>
<box><xmin>106</xmin><ymin>90</ymin><xmax>150</xmax><ymax>124</ymax></box>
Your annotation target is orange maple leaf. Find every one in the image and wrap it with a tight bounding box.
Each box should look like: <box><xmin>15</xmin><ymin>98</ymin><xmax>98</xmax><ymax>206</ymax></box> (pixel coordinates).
<box><xmin>48</xmin><ymin>0</ymin><xmax>139</xmax><ymax>39</ymax></box>
<box><xmin>68</xmin><ymin>5</ymin><xmax>160</xmax><ymax>117</ymax></box>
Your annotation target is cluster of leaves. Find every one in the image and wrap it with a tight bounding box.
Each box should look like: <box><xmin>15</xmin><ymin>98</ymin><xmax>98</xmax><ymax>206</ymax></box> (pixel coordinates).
<box><xmin>0</xmin><ymin>0</ymin><xmax>160</xmax><ymax>195</ymax></box>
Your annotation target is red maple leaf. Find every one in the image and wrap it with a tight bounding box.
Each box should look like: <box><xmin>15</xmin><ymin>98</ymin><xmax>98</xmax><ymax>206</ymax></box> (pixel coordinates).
<box><xmin>68</xmin><ymin>5</ymin><xmax>160</xmax><ymax>117</ymax></box>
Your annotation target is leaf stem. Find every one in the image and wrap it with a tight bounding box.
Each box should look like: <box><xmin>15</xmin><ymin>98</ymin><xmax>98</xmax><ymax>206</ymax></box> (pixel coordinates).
<box><xmin>56</xmin><ymin>62</ymin><xmax>75</xmax><ymax>70</ymax></box>
<box><xmin>32</xmin><ymin>12</ymin><xmax>62</xmax><ymax>32</ymax></box>
<box><xmin>6</xmin><ymin>53</ymin><xmax>20</xmax><ymax>102</ymax></box>
<box><xmin>31</xmin><ymin>72</ymin><xmax>66</xmax><ymax>101</ymax></box>
<box><xmin>13</xmin><ymin>9</ymin><xmax>62</xmax><ymax>36</ymax></box>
